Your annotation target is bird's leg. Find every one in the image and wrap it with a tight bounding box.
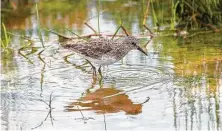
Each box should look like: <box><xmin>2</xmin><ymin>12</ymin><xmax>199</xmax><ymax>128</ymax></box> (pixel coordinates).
<box><xmin>92</xmin><ymin>66</ymin><xmax>96</xmax><ymax>76</ymax></box>
<box><xmin>86</xmin><ymin>59</ymin><xmax>97</xmax><ymax>76</ymax></box>
<box><xmin>104</xmin><ymin>65</ymin><xmax>109</xmax><ymax>77</ymax></box>
<box><xmin>98</xmin><ymin>66</ymin><xmax>103</xmax><ymax>78</ymax></box>
<box><xmin>92</xmin><ymin>67</ymin><xmax>96</xmax><ymax>77</ymax></box>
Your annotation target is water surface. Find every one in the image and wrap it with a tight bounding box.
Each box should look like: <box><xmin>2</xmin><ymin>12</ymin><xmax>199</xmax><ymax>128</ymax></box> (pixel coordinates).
<box><xmin>1</xmin><ymin>0</ymin><xmax>222</xmax><ymax>130</ymax></box>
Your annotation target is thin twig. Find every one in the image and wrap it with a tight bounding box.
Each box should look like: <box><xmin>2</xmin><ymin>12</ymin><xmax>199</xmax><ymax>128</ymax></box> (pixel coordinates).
<box><xmin>102</xmin><ymin>100</ymin><xmax>107</xmax><ymax>130</ymax></box>
<box><xmin>65</xmin><ymin>28</ymin><xmax>81</xmax><ymax>38</ymax></box>
<box><xmin>65</xmin><ymin>28</ymin><xmax>89</xmax><ymax>41</ymax></box>
<box><xmin>198</xmin><ymin>21</ymin><xmax>220</xmax><ymax>32</ymax></box>
<box><xmin>18</xmin><ymin>48</ymin><xmax>34</xmax><ymax>64</ymax></box>
<box><xmin>7</xmin><ymin>32</ymin><xmax>33</xmax><ymax>41</ymax></box>
<box><xmin>143</xmin><ymin>25</ymin><xmax>153</xmax><ymax>36</ymax></box>
<box><xmin>84</xmin><ymin>22</ymin><xmax>98</xmax><ymax>34</ymax></box>
<box><xmin>46</xmin><ymin>30</ymin><xmax>153</xmax><ymax>40</ymax></box>
<box><xmin>32</xmin><ymin>92</ymin><xmax>56</xmax><ymax>130</ymax></box>
<box><xmin>77</xmin><ymin>106</ymin><xmax>86</xmax><ymax>123</ymax></box>
<box><xmin>40</xmin><ymin>63</ymin><xmax>45</xmax><ymax>97</ymax></box>
<box><xmin>63</xmin><ymin>53</ymin><xmax>90</xmax><ymax>74</ymax></box>
<box><xmin>79</xmin><ymin>33</ymin><xmax>153</xmax><ymax>38</ymax></box>
<box><xmin>43</xmin><ymin>28</ymin><xmax>71</xmax><ymax>40</ymax></box>
<box><xmin>111</xmin><ymin>25</ymin><xmax>122</xmax><ymax>40</ymax></box>
<box><xmin>79</xmin><ymin>33</ymin><xmax>127</xmax><ymax>39</ymax></box>
<box><xmin>120</xmin><ymin>25</ymin><xmax>129</xmax><ymax>36</ymax></box>
<box><xmin>141</xmin><ymin>97</ymin><xmax>150</xmax><ymax>104</ymax></box>
<box><xmin>143</xmin><ymin>0</ymin><xmax>151</xmax><ymax>26</ymax></box>
<box><xmin>39</xmin><ymin>99</ymin><xmax>49</xmax><ymax>106</ymax></box>
<box><xmin>146</xmin><ymin>36</ymin><xmax>153</xmax><ymax>45</ymax></box>
<box><xmin>38</xmin><ymin>49</ymin><xmax>46</xmax><ymax>64</ymax></box>
<box><xmin>103</xmin><ymin>113</ymin><xmax>107</xmax><ymax>130</ymax></box>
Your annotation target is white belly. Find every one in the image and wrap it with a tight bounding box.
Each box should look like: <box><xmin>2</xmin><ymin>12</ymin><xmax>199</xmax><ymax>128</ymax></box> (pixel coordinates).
<box><xmin>75</xmin><ymin>52</ymin><xmax>119</xmax><ymax>66</ymax></box>
<box><xmin>85</xmin><ymin>55</ymin><xmax>118</xmax><ymax>66</ymax></box>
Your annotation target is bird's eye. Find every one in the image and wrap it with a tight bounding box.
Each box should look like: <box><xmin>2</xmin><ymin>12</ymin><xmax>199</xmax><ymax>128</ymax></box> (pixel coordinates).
<box><xmin>132</xmin><ymin>42</ymin><xmax>137</xmax><ymax>45</ymax></box>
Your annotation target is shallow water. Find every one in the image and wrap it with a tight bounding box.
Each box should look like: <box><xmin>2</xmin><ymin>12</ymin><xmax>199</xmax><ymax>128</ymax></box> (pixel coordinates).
<box><xmin>1</xmin><ymin>0</ymin><xmax>222</xmax><ymax>130</ymax></box>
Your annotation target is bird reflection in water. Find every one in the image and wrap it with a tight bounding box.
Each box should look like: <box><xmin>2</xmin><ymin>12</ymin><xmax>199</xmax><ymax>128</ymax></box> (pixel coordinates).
<box><xmin>65</xmin><ymin>86</ymin><xmax>145</xmax><ymax>115</ymax></box>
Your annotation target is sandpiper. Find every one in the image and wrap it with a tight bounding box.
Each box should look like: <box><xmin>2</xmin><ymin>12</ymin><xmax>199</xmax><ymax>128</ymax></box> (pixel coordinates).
<box><xmin>63</xmin><ymin>36</ymin><xmax>147</xmax><ymax>76</ymax></box>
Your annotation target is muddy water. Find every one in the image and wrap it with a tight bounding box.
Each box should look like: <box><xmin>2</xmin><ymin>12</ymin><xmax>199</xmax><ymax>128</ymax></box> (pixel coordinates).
<box><xmin>1</xmin><ymin>0</ymin><xmax>222</xmax><ymax>130</ymax></box>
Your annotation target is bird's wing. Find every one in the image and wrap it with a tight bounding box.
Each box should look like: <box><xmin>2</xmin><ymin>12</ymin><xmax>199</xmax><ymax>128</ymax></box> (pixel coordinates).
<box><xmin>63</xmin><ymin>38</ymin><xmax>113</xmax><ymax>59</ymax></box>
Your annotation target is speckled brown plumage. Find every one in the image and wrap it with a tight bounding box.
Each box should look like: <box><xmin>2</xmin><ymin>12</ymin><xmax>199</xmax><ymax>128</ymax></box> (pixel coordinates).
<box><xmin>62</xmin><ymin>36</ymin><xmax>146</xmax><ymax>66</ymax></box>
<box><xmin>63</xmin><ymin>38</ymin><xmax>113</xmax><ymax>59</ymax></box>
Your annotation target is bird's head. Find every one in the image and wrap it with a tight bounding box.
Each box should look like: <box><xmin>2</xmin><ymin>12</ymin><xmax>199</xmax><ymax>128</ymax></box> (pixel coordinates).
<box><xmin>121</xmin><ymin>36</ymin><xmax>147</xmax><ymax>56</ymax></box>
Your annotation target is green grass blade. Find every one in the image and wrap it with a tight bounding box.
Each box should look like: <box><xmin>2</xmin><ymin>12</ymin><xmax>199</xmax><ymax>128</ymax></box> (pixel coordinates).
<box><xmin>112</xmin><ymin>25</ymin><xmax>121</xmax><ymax>40</ymax></box>
<box><xmin>35</xmin><ymin>3</ymin><xmax>45</xmax><ymax>48</ymax></box>
<box><xmin>97</xmin><ymin>0</ymin><xmax>100</xmax><ymax>36</ymax></box>
<box><xmin>2</xmin><ymin>23</ymin><xmax>9</xmax><ymax>48</ymax></box>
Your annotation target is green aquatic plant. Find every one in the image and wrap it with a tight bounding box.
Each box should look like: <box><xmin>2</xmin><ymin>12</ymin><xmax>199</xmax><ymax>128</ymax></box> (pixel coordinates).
<box><xmin>150</xmin><ymin>0</ymin><xmax>158</xmax><ymax>28</ymax></box>
<box><xmin>175</xmin><ymin>0</ymin><xmax>222</xmax><ymax>30</ymax></box>
<box><xmin>97</xmin><ymin>0</ymin><xmax>101</xmax><ymax>36</ymax></box>
<box><xmin>1</xmin><ymin>23</ymin><xmax>11</xmax><ymax>50</ymax></box>
<box><xmin>112</xmin><ymin>15</ymin><xmax>123</xmax><ymax>40</ymax></box>
<box><xmin>36</xmin><ymin>3</ymin><xmax>45</xmax><ymax>48</ymax></box>
<box><xmin>171</xmin><ymin>1</ymin><xmax>180</xmax><ymax>30</ymax></box>
<box><xmin>147</xmin><ymin>0</ymin><xmax>222</xmax><ymax>30</ymax></box>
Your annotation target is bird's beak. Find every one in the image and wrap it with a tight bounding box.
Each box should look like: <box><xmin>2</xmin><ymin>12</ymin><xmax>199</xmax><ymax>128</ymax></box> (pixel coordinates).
<box><xmin>136</xmin><ymin>45</ymin><xmax>147</xmax><ymax>56</ymax></box>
